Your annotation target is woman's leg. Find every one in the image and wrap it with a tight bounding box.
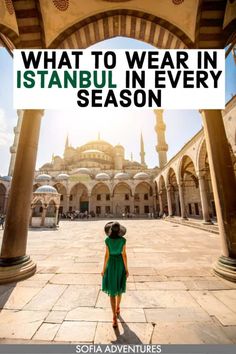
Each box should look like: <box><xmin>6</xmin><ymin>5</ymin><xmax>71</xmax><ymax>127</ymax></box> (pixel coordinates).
<box><xmin>110</xmin><ymin>296</ymin><xmax>116</xmax><ymax>317</ymax></box>
<box><xmin>116</xmin><ymin>295</ymin><xmax>122</xmax><ymax>313</ymax></box>
<box><xmin>110</xmin><ymin>296</ymin><xmax>118</xmax><ymax>327</ymax></box>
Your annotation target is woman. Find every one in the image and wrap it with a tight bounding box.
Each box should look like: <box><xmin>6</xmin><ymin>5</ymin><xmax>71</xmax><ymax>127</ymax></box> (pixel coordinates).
<box><xmin>101</xmin><ymin>221</ymin><xmax>129</xmax><ymax>328</ymax></box>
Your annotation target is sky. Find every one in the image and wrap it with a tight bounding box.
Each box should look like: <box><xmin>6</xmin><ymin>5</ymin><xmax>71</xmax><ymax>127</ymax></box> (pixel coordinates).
<box><xmin>0</xmin><ymin>37</ymin><xmax>235</xmax><ymax>175</ymax></box>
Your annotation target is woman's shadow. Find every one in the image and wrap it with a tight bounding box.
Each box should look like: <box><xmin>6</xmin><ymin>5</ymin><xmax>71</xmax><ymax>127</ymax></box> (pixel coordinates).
<box><xmin>111</xmin><ymin>315</ymin><xmax>143</xmax><ymax>344</ymax></box>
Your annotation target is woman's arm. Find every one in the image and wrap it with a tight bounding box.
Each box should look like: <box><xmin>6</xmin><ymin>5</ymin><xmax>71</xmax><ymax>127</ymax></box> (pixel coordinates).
<box><xmin>122</xmin><ymin>244</ymin><xmax>129</xmax><ymax>278</ymax></box>
<box><xmin>101</xmin><ymin>245</ymin><xmax>109</xmax><ymax>276</ymax></box>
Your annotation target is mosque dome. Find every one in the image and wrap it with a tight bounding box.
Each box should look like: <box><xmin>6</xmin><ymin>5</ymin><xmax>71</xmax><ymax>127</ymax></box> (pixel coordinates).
<box><xmin>36</xmin><ymin>174</ymin><xmax>51</xmax><ymax>181</ymax></box>
<box><xmin>95</xmin><ymin>172</ymin><xmax>110</xmax><ymax>181</ymax></box>
<box><xmin>56</xmin><ymin>173</ymin><xmax>69</xmax><ymax>180</ymax></box>
<box><xmin>75</xmin><ymin>168</ymin><xmax>92</xmax><ymax>175</ymax></box>
<box><xmin>133</xmin><ymin>172</ymin><xmax>149</xmax><ymax>180</ymax></box>
<box><xmin>35</xmin><ymin>185</ymin><xmax>58</xmax><ymax>194</ymax></box>
<box><xmin>114</xmin><ymin>172</ymin><xmax>130</xmax><ymax>180</ymax></box>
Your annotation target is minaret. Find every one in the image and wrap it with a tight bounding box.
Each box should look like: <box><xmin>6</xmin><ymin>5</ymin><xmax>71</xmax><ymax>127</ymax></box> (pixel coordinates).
<box><xmin>140</xmin><ymin>132</ymin><xmax>146</xmax><ymax>165</ymax></box>
<box><xmin>154</xmin><ymin>109</ymin><xmax>168</xmax><ymax>168</ymax></box>
<box><xmin>65</xmin><ymin>134</ymin><xmax>69</xmax><ymax>149</ymax></box>
<box><xmin>8</xmin><ymin>110</ymin><xmax>24</xmax><ymax>176</ymax></box>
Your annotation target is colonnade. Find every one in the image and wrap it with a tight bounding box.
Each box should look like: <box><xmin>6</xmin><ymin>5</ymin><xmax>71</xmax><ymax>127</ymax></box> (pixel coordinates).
<box><xmin>0</xmin><ymin>109</ymin><xmax>236</xmax><ymax>283</ymax></box>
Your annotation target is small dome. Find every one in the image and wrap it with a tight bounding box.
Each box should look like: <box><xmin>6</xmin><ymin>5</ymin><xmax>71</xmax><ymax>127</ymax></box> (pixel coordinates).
<box><xmin>114</xmin><ymin>172</ymin><xmax>130</xmax><ymax>180</ymax></box>
<box><xmin>35</xmin><ymin>185</ymin><xmax>58</xmax><ymax>194</ymax></box>
<box><xmin>56</xmin><ymin>173</ymin><xmax>69</xmax><ymax>180</ymax></box>
<box><xmin>75</xmin><ymin>168</ymin><xmax>92</xmax><ymax>175</ymax></box>
<box><xmin>95</xmin><ymin>172</ymin><xmax>110</xmax><ymax>181</ymax></box>
<box><xmin>133</xmin><ymin>172</ymin><xmax>149</xmax><ymax>180</ymax></box>
<box><xmin>36</xmin><ymin>174</ymin><xmax>51</xmax><ymax>181</ymax></box>
<box><xmin>1</xmin><ymin>176</ymin><xmax>12</xmax><ymax>181</ymax></box>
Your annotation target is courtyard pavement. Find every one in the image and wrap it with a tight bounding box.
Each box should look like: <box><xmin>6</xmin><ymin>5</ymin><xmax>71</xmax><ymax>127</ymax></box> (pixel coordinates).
<box><xmin>0</xmin><ymin>219</ymin><xmax>236</xmax><ymax>344</ymax></box>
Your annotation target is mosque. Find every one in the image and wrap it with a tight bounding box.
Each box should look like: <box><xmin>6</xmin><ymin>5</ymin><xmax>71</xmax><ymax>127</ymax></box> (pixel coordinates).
<box><xmin>0</xmin><ymin>99</ymin><xmax>235</xmax><ymax>222</ymax></box>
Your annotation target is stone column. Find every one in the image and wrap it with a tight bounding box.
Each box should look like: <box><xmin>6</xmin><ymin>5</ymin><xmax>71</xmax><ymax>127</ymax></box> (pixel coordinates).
<box><xmin>65</xmin><ymin>194</ymin><xmax>70</xmax><ymax>213</ymax></box>
<box><xmin>178</xmin><ymin>181</ymin><xmax>188</xmax><ymax>219</ymax></box>
<box><xmin>201</xmin><ymin>109</ymin><xmax>236</xmax><ymax>282</ymax></box>
<box><xmin>88</xmin><ymin>194</ymin><xmax>91</xmax><ymax>213</ymax></box>
<box><xmin>41</xmin><ymin>207</ymin><xmax>47</xmax><ymax>227</ymax></box>
<box><xmin>166</xmin><ymin>185</ymin><xmax>173</xmax><ymax>217</ymax></box>
<box><xmin>174</xmin><ymin>190</ymin><xmax>180</xmax><ymax>216</ymax></box>
<box><xmin>158</xmin><ymin>192</ymin><xmax>164</xmax><ymax>215</ymax></box>
<box><xmin>130</xmin><ymin>195</ymin><xmax>134</xmax><ymax>214</ymax></box>
<box><xmin>198</xmin><ymin>174</ymin><xmax>212</xmax><ymax>224</ymax></box>
<box><xmin>0</xmin><ymin>109</ymin><xmax>43</xmax><ymax>284</ymax></box>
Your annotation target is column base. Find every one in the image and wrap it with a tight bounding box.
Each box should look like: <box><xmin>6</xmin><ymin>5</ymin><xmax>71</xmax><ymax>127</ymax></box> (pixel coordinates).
<box><xmin>0</xmin><ymin>255</ymin><xmax>36</xmax><ymax>284</ymax></box>
<box><xmin>214</xmin><ymin>255</ymin><xmax>236</xmax><ymax>283</ymax></box>
<box><xmin>203</xmin><ymin>220</ymin><xmax>213</xmax><ymax>225</ymax></box>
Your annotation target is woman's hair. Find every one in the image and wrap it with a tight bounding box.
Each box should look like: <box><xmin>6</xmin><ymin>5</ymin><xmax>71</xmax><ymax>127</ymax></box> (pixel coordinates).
<box><xmin>108</xmin><ymin>222</ymin><xmax>121</xmax><ymax>239</ymax></box>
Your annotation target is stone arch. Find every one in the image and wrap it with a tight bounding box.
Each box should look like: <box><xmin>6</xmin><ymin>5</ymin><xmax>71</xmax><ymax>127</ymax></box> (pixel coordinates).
<box><xmin>69</xmin><ymin>183</ymin><xmax>89</xmax><ymax>212</ymax></box>
<box><xmin>91</xmin><ymin>182</ymin><xmax>112</xmax><ymax>217</ymax></box>
<box><xmin>0</xmin><ymin>183</ymin><xmax>7</xmax><ymax>214</ymax></box>
<box><xmin>167</xmin><ymin>167</ymin><xmax>180</xmax><ymax>216</ymax></box>
<box><xmin>53</xmin><ymin>11</ymin><xmax>190</xmax><ymax>49</ymax></box>
<box><xmin>46</xmin><ymin>200</ymin><xmax>57</xmax><ymax>217</ymax></box>
<box><xmin>179</xmin><ymin>155</ymin><xmax>202</xmax><ymax>218</ymax></box>
<box><xmin>112</xmin><ymin>182</ymin><xmax>132</xmax><ymax>216</ymax></box>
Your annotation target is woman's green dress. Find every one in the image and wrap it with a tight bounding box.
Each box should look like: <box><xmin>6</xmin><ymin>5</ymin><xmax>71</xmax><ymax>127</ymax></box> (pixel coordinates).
<box><xmin>102</xmin><ymin>236</ymin><xmax>126</xmax><ymax>296</ymax></box>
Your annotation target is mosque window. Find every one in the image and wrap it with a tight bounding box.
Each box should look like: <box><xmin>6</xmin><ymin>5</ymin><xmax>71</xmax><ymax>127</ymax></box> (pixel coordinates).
<box><xmin>134</xmin><ymin>193</ymin><xmax>139</xmax><ymax>201</ymax></box>
<box><xmin>144</xmin><ymin>193</ymin><xmax>149</xmax><ymax>200</ymax></box>
<box><xmin>144</xmin><ymin>206</ymin><xmax>149</xmax><ymax>214</ymax></box>
<box><xmin>70</xmin><ymin>195</ymin><xmax>73</xmax><ymax>201</ymax></box>
<box><xmin>96</xmin><ymin>206</ymin><xmax>101</xmax><ymax>215</ymax></box>
<box><xmin>60</xmin><ymin>195</ymin><xmax>63</xmax><ymax>201</ymax></box>
<box><xmin>97</xmin><ymin>194</ymin><xmax>101</xmax><ymax>201</ymax></box>
<box><xmin>106</xmin><ymin>194</ymin><xmax>110</xmax><ymax>201</ymax></box>
<box><xmin>125</xmin><ymin>194</ymin><xmax>129</xmax><ymax>200</ymax></box>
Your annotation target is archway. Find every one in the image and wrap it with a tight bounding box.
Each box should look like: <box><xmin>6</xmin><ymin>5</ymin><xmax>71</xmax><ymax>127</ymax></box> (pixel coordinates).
<box><xmin>180</xmin><ymin>155</ymin><xmax>201</xmax><ymax>219</ymax></box>
<box><xmin>134</xmin><ymin>182</ymin><xmax>153</xmax><ymax>216</ymax></box>
<box><xmin>53</xmin><ymin>183</ymin><xmax>67</xmax><ymax>214</ymax></box>
<box><xmin>167</xmin><ymin>167</ymin><xmax>180</xmax><ymax>216</ymax></box>
<box><xmin>113</xmin><ymin>182</ymin><xmax>132</xmax><ymax>216</ymax></box>
<box><xmin>69</xmin><ymin>183</ymin><xmax>89</xmax><ymax>213</ymax></box>
<box><xmin>91</xmin><ymin>182</ymin><xmax>111</xmax><ymax>217</ymax></box>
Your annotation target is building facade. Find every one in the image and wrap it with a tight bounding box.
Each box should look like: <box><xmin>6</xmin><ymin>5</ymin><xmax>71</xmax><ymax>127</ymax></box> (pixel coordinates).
<box><xmin>1</xmin><ymin>97</ymin><xmax>235</xmax><ymax>221</ymax></box>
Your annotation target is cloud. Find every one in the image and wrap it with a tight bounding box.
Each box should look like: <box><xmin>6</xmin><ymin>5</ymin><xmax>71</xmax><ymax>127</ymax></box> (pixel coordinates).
<box><xmin>0</xmin><ymin>108</ymin><xmax>13</xmax><ymax>146</ymax></box>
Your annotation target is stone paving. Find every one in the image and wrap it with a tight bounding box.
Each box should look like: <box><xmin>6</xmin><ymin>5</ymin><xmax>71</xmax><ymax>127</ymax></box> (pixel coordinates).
<box><xmin>0</xmin><ymin>219</ymin><xmax>236</xmax><ymax>344</ymax></box>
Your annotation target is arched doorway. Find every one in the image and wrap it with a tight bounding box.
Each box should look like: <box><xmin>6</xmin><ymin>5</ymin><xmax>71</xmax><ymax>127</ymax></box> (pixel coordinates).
<box><xmin>69</xmin><ymin>183</ymin><xmax>89</xmax><ymax>213</ymax></box>
<box><xmin>167</xmin><ymin>167</ymin><xmax>179</xmax><ymax>216</ymax></box>
<box><xmin>180</xmin><ymin>155</ymin><xmax>201</xmax><ymax>219</ymax></box>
